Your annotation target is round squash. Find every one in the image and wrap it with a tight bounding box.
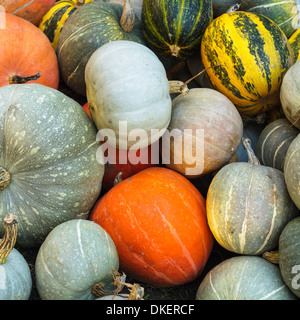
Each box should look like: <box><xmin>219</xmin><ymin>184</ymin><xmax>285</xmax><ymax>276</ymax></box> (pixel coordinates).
<box><xmin>161</xmin><ymin>87</ymin><xmax>243</xmax><ymax>178</ymax></box>
<box><xmin>289</xmin><ymin>28</ymin><xmax>300</xmax><ymax>62</ymax></box>
<box><xmin>206</xmin><ymin>138</ymin><xmax>299</xmax><ymax>255</ymax></box>
<box><xmin>57</xmin><ymin>1</ymin><xmax>145</xmax><ymax>96</ymax></box>
<box><xmin>39</xmin><ymin>0</ymin><xmax>94</xmax><ymax>51</ymax></box>
<box><xmin>141</xmin><ymin>0</ymin><xmax>213</xmax><ymax>59</ymax></box>
<box><xmin>0</xmin><ymin>13</ymin><xmax>59</xmax><ymax>89</ymax></box>
<box><xmin>0</xmin><ymin>214</ymin><xmax>32</xmax><ymax>300</ymax></box>
<box><xmin>240</xmin><ymin>0</ymin><xmax>300</xmax><ymax>38</ymax></box>
<box><xmin>284</xmin><ymin>133</ymin><xmax>300</xmax><ymax>209</ymax></box>
<box><xmin>0</xmin><ymin>0</ymin><xmax>55</xmax><ymax>26</ymax></box>
<box><xmin>90</xmin><ymin>167</ymin><xmax>214</xmax><ymax>288</ymax></box>
<box><xmin>201</xmin><ymin>11</ymin><xmax>294</xmax><ymax>116</ymax></box>
<box><xmin>278</xmin><ymin>217</ymin><xmax>300</xmax><ymax>298</ymax></box>
<box><xmin>0</xmin><ymin>84</ymin><xmax>104</xmax><ymax>248</ymax></box>
<box><xmin>280</xmin><ymin>59</ymin><xmax>300</xmax><ymax>130</ymax></box>
<box><xmin>35</xmin><ymin>219</ymin><xmax>119</xmax><ymax>300</ymax></box>
<box><xmin>255</xmin><ymin>118</ymin><xmax>299</xmax><ymax>171</ymax></box>
<box><xmin>85</xmin><ymin>40</ymin><xmax>172</xmax><ymax>150</ymax></box>
<box><xmin>196</xmin><ymin>255</ymin><xmax>297</xmax><ymax>300</ymax></box>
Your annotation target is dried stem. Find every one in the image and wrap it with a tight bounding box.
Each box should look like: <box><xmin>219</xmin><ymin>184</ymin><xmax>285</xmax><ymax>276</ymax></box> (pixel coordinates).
<box><xmin>0</xmin><ymin>214</ymin><xmax>18</xmax><ymax>264</ymax></box>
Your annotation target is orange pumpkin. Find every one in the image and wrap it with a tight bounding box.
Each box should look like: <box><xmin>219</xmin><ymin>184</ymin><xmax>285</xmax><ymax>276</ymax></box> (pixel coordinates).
<box><xmin>0</xmin><ymin>0</ymin><xmax>56</xmax><ymax>26</ymax></box>
<box><xmin>0</xmin><ymin>13</ymin><xmax>59</xmax><ymax>89</ymax></box>
<box><xmin>90</xmin><ymin>167</ymin><xmax>214</xmax><ymax>287</ymax></box>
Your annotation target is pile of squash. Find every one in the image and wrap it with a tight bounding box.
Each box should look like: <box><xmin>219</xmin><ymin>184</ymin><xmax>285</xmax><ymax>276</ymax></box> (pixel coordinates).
<box><xmin>0</xmin><ymin>0</ymin><xmax>299</xmax><ymax>300</ymax></box>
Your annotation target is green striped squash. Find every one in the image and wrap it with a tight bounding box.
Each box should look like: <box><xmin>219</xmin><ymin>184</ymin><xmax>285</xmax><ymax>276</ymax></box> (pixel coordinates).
<box><xmin>240</xmin><ymin>0</ymin><xmax>300</xmax><ymax>38</ymax></box>
<box><xmin>39</xmin><ymin>0</ymin><xmax>93</xmax><ymax>51</ymax></box>
<box><xmin>289</xmin><ymin>28</ymin><xmax>300</xmax><ymax>62</ymax></box>
<box><xmin>201</xmin><ymin>11</ymin><xmax>294</xmax><ymax>116</ymax></box>
<box><xmin>141</xmin><ymin>0</ymin><xmax>213</xmax><ymax>59</ymax></box>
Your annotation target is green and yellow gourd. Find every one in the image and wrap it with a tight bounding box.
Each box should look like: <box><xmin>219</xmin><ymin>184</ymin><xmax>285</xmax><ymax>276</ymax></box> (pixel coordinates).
<box><xmin>289</xmin><ymin>28</ymin><xmax>300</xmax><ymax>62</ymax></box>
<box><xmin>239</xmin><ymin>0</ymin><xmax>300</xmax><ymax>38</ymax></box>
<box><xmin>39</xmin><ymin>0</ymin><xmax>93</xmax><ymax>51</ymax></box>
<box><xmin>201</xmin><ymin>11</ymin><xmax>294</xmax><ymax>116</ymax></box>
<box><xmin>141</xmin><ymin>0</ymin><xmax>213</xmax><ymax>59</ymax></box>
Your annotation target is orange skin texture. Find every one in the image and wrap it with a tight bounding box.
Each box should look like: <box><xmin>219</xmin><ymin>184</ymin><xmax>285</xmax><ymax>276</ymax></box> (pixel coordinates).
<box><xmin>90</xmin><ymin>167</ymin><xmax>214</xmax><ymax>287</ymax></box>
<box><xmin>0</xmin><ymin>0</ymin><xmax>56</xmax><ymax>26</ymax></box>
<box><xmin>83</xmin><ymin>102</ymin><xmax>158</xmax><ymax>192</ymax></box>
<box><xmin>0</xmin><ymin>13</ymin><xmax>59</xmax><ymax>89</ymax></box>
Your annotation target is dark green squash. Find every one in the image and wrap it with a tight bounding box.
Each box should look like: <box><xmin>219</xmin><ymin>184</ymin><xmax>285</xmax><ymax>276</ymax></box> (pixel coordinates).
<box><xmin>141</xmin><ymin>0</ymin><xmax>213</xmax><ymax>59</ymax></box>
<box><xmin>57</xmin><ymin>1</ymin><xmax>145</xmax><ymax>96</ymax></box>
<box><xmin>212</xmin><ymin>0</ymin><xmax>238</xmax><ymax>17</ymax></box>
<box><xmin>289</xmin><ymin>28</ymin><xmax>300</xmax><ymax>62</ymax></box>
<box><xmin>206</xmin><ymin>138</ymin><xmax>299</xmax><ymax>255</ymax></box>
<box><xmin>255</xmin><ymin>118</ymin><xmax>299</xmax><ymax>171</ymax></box>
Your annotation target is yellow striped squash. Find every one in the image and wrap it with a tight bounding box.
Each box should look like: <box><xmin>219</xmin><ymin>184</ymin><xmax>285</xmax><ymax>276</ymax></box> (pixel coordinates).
<box><xmin>201</xmin><ymin>11</ymin><xmax>294</xmax><ymax>116</ymax></box>
<box><xmin>39</xmin><ymin>0</ymin><xmax>93</xmax><ymax>51</ymax></box>
<box><xmin>141</xmin><ymin>0</ymin><xmax>213</xmax><ymax>59</ymax></box>
<box><xmin>289</xmin><ymin>28</ymin><xmax>300</xmax><ymax>61</ymax></box>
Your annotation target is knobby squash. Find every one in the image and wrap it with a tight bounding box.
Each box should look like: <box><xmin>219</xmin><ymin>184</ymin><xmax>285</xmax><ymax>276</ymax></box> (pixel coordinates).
<box><xmin>0</xmin><ymin>13</ymin><xmax>59</xmax><ymax>89</ymax></box>
<box><xmin>206</xmin><ymin>138</ymin><xmax>299</xmax><ymax>255</ymax></box>
<box><xmin>0</xmin><ymin>214</ymin><xmax>32</xmax><ymax>300</ymax></box>
<box><xmin>196</xmin><ymin>256</ymin><xmax>297</xmax><ymax>300</ymax></box>
<box><xmin>0</xmin><ymin>84</ymin><xmax>104</xmax><ymax>248</ymax></box>
<box><xmin>141</xmin><ymin>0</ymin><xmax>213</xmax><ymax>59</ymax></box>
<box><xmin>35</xmin><ymin>219</ymin><xmax>119</xmax><ymax>300</ymax></box>
<box><xmin>90</xmin><ymin>167</ymin><xmax>214</xmax><ymax>287</ymax></box>
<box><xmin>57</xmin><ymin>1</ymin><xmax>145</xmax><ymax>96</ymax></box>
<box><xmin>201</xmin><ymin>11</ymin><xmax>294</xmax><ymax>116</ymax></box>
<box><xmin>39</xmin><ymin>0</ymin><xmax>94</xmax><ymax>51</ymax></box>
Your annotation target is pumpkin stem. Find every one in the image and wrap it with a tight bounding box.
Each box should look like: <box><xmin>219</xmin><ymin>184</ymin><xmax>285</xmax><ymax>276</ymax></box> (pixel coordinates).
<box><xmin>242</xmin><ymin>138</ymin><xmax>260</xmax><ymax>165</ymax></box>
<box><xmin>120</xmin><ymin>0</ymin><xmax>135</xmax><ymax>32</ymax></box>
<box><xmin>227</xmin><ymin>3</ymin><xmax>241</xmax><ymax>13</ymax></box>
<box><xmin>0</xmin><ymin>214</ymin><xmax>18</xmax><ymax>264</ymax></box>
<box><xmin>0</xmin><ymin>167</ymin><xmax>11</xmax><ymax>191</ymax></box>
<box><xmin>8</xmin><ymin>71</ymin><xmax>41</xmax><ymax>84</ymax></box>
<box><xmin>113</xmin><ymin>172</ymin><xmax>124</xmax><ymax>186</ymax></box>
<box><xmin>262</xmin><ymin>250</ymin><xmax>279</xmax><ymax>264</ymax></box>
<box><xmin>91</xmin><ymin>281</ymin><xmax>107</xmax><ymax>298</ymax></box>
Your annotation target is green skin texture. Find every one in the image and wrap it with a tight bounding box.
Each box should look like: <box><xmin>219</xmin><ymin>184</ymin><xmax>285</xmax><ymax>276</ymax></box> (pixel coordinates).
<box><xmin>279</xmin><ymin>217</ymin><xmax>300</xmax><ymax>298</ymax></box>
<box><xmin>0</xmin><ymin>84</ymin><xmax>104</xmax><ymax>248</ymax></box>
<box><xmin>35</xmin><ymin>219</ymin><xmax>119</xmax><ymax>300</ymax></box>
<box><xmin>196</xmin><ymin>255</ymin><xmax>297</xmax><ymax>300</ymax></box>
<box><xmin>0</xmin><ymin>248</ymin><xmax>32</xmax><ymax>300</ymax></box>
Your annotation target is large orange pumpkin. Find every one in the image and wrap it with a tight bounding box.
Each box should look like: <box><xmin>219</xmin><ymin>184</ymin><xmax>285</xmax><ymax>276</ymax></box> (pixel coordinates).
<box><xmin>0</xmin><ymin>13</ymin><xmax>59</xmax><ymax>89</ymax></box>
<box><xmin>90</xmin><ymin>167</ymin><xmax>214</xmax><ymax>287</ymax></box>
<box><xmin>0</xmin><ymin>0</ymin><xmax>56</xmax><ymax>26</ymax></box>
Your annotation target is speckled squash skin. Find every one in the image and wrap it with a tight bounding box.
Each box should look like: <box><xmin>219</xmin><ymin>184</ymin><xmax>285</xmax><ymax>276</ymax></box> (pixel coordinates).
<box><xmin>35</xmin><ymin>219</ymin><xmax>119</xmax><ymax>300</ymax></box>
<box><xmin>0</xmin><ymin>84</ymin><xmax>104</xmax><ymax>248</ymax></box>
<box><xmin>57</xmin><ymin>1</ymin><xmax>145</xmax><ymax>96</ymax></box>
<box><xmin>196</xmin><ymin>256</ymin><xmax>297</xmax><ymax>300</ymax></box>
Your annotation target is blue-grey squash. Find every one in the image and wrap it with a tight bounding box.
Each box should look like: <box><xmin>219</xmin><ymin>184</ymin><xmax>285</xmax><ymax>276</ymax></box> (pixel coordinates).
<box><xmin>0</xmin><ymin>84</ymin><xmax>104</xmax><ymax>248</ymax></box>
<box><xmin>196</xmin><ymin>255</ymin><xmax>297</xmax><ymax>300</ymax></box>
<box><xmin>35</xmin><ymin>219</ymin><xmax>119</xmax><ymax>300</ymax></box>
<box><xmin>0</xmin><ymin>214</ymin><xmax>32</xmax><ymax>300</ymax></box>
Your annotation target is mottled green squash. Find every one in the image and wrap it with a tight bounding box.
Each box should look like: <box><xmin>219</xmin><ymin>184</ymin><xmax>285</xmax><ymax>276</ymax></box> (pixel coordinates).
<box><xmin>289</xmin><ymin>28</ymin><xmax>300</xmax><ymax>62</ymax></box>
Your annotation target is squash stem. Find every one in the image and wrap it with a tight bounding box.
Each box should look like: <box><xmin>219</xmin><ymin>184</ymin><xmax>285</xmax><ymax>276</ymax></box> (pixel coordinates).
<box><xmin>0</xmin><ymin>214</ymin><xmax>18</xmax><ymax>264</ymax></box>
<box><xmin>114</xmin><ymin>172</ymin><xmax>124</xmax><ymax>186</ymax></box>
<box><xmin>262</xmin><ymin>250</ymin><xmax>279</xmax><ymax>264</ymax></box>
<box><xmin>242</xmin><ymin>138</ymin><xmax>260</xmax><ymax>165</ymax></box>
<box><xmin>120</xmin><ymin>0</ymin><xmax>135</xmax><ymax>32</ymax></box>
<box><xmin>91</xmin><ymin>281</ymin><xmax>106</xmax><ymax>298</ymax></box>
<box><xmin>8</xmin><ymin>71</ymin><xmax>41</xmax><ymax>84</ymax></box>
<box><xmin>0</xmin><ymin>167</ymin><xmax>11</xmax><ymax>191</ymax></box>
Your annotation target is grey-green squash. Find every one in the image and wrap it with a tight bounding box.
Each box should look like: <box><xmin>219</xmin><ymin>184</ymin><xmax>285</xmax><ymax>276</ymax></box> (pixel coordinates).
<box><xmin>196</xmin><ymin>255</ymin><xmax>297</xmax><ymax>300</ymax></box>
<box><xmin>35</xmin><ymin>219</ymin><xmax>119</xmax><ymax>300</ymax></box>
<box><xmin>0</xmin><ymin>214</ymin><xmax>32</xmax><ymax>300</ymax></box>
<box><xmin>57</xmin><ymin>1</ymin><xmax>145</xmax><ymax>96</ymax></box>
<box><xmin>255</xmin><ymin>118</ymin><xmax>299</xmax><ymax>171</ymax></box>
<box><xmin>284</xmin><ymin>133</ymin><xmax>300</xmax><ymax>209</ymax></box>
<box><xmin>0</xmin><ymin>84</ymin><xmax>104</xmax><ymax>248</ymax></box>
<box><xmin>206</xmin><ymin>138</ymin><xmax>299</xmax><ymax>255</ymax></box>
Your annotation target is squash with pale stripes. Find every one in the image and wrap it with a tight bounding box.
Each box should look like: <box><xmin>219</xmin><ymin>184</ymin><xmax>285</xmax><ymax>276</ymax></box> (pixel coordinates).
<box><xmin>206</xmin><ymin>138</ymin><xmax>299</xmax><ymax>256</ymax></box>
<box><xmin>39</xmin><ymin>0</ymin><xmax>93</xmax><ymax>51</ymax></box>
<box><xmin>240</xmin><ymin>0</ymin><xmax>300</xmax><ymax>38</ymax></box>
<box><xmin>141</xmin><ymin>0</ymin><xmax>213</xmax><ymax>59</ymax></box>
<box><xmin>289</xmin><ymin>28</ymin><xmax>300</xmax><ymax>61</ymax></box>
<box><xmin>201</xmin><ymin>11</ymin><xmax>294</xmax><ymax>116</ymax></box>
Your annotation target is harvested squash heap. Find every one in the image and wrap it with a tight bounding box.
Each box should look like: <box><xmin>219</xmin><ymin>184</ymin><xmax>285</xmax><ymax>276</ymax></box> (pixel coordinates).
<box><xmin>0</xmin><ymin>0</ymin><xmax>299</xmax><ymax>301</ymax></box>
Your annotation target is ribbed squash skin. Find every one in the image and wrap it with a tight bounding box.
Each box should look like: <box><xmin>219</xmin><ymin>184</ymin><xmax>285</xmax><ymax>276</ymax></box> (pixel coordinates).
<box><xmin>201</xmin><ymin>11</ymin><xmax>294</xmax><ymax>116</ymax></box>
<box><xmin>141</xmin><ymin>0</ymin><xmax>213</xmax><ymax>59</ymax></box>
<box><xmin>39</xmin><ymin>0</ymin><xmax>93</xmax><ymax>51</ymax></box>
<box><xmin>240</xmin><ymin>0</ymin><xmax>300</xmax><ymax>38</ymax></box>
<box><xmin>289</xmin><ymin>28</ymin><xmax>300</xmax><ymax>62</ymax></box>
